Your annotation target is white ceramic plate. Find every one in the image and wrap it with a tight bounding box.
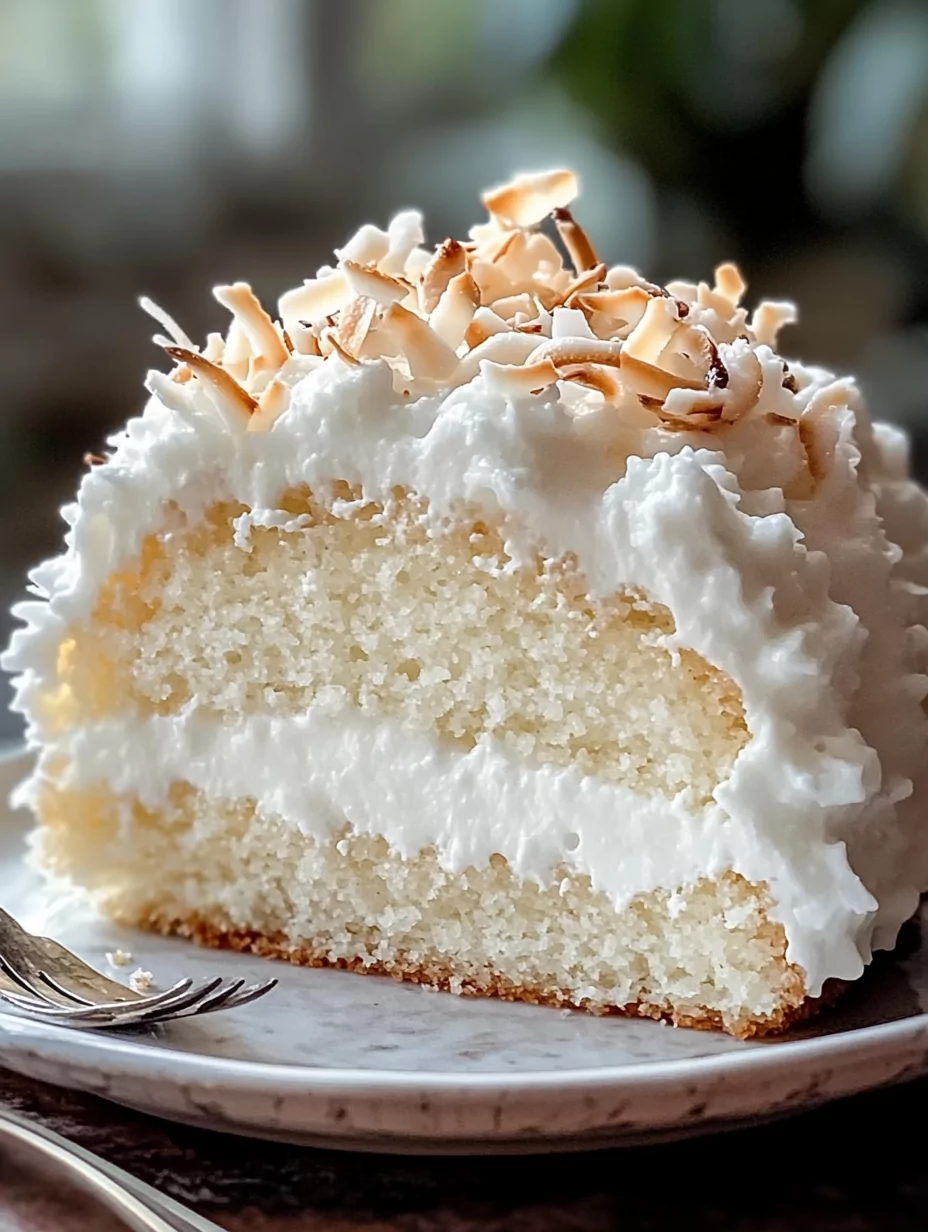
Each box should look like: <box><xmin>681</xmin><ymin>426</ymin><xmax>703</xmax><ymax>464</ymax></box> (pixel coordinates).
<box><xmin>2</xmin><ymin>751</ymin><xmax>928</xmax><ymax>1154</ymax></box>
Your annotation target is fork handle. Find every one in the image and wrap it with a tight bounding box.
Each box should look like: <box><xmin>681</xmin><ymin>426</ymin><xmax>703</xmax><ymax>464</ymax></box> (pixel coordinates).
<box><xmin>0</xmin><ymin>1109</ymin><xmax>222</xmax><ymax>1231</ymax></box>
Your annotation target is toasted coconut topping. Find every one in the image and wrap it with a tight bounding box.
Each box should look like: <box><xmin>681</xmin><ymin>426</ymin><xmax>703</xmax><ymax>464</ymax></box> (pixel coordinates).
<box><xmin>342</xmin><ymin>260</ymin><xmax>408</xmax><ymax>307</ymax></box>
<box><xmin>139</xmin><ymin>296</ymin><xmax>195</xmax><ymax>350</ymax></box>
<box><xmin>464</xmin><ymin>306</ymin><xmax>510</xmax><ymax>349</ymax></box>
<box><xmin>528</xmin><ymin>337</ymin><xmax>624</xmax><ymax>369</ymax></box>
<box><xmin>382</xmin><ymin>303</ymin><xmax>458</xmax><ymax>380</ymax></box>
<box><xmin>559</xmin><ymin>363</ymin><xmax>624</xmax><ymax>402</ymax></box>
<box><xmin>163</xmin><ymin>345</ymin><xmax>257</xmax><ymax>427</ymax></box>
<box><xmin>430</xmin><ymin>272</ymin><xmax>480</xmax><ymax>350</ymax></box>
<box><xmin>333</xmin><ymin>295</ymin><xmax>378</xmax><ymax>360</ymax></box>
<box><xmin>279</xmin><ymin>270</ymin><xmax>350</xmax><ymax>328</ymax></box>
<box><xmin>482</xmin><ymin>170</ymin><xmax>579</xmax><ymax>229</ymax></box>
<box><xmin>214</xmin><ymin>282</ymin><xmax>289</xmax><ymax>375</ymax></box>
<box><xmin>320</xmin><ymin>329</ymin><xmax>362</xmax><ymax>367</ymax></box>
<box><xmin>248</xmin><ymin>377</ymin><xmax>291</xmax><ymax>434</ymax></box>
<box><xmin>419</xmin><ymin>239</ymin><xmax>468</xmax><ymax>314</ymax></box>
<box><xmin>552</xmin><ymin>207</ymin><xmax>599</xmax><ymax>274</ymax></box>
<box><xmin>144</xmin><ymin>170</ymin><xmax>806</xmax><ymax>439</ymax></box>
<box><xmin>714</xmin><ymin>262</ymin><xmax>747</xmax><ymax>306</ymax></box>
<box><xmin>202</xmin><ymin>332</ymin><xmax>226</xmax><ymax>364</ymax></box>
<box><xmin>558</xmin><ymin>262</ymin><xmax>608</xmax><ymax>307</ymax></box>
<box><xmin>751</xmin><ymin>300</ymin><xmax>798</xmax><ymax>349</ymax></box>
<box><xmin>480</xmin><ymin>357</ymin><xmax>559</xmax><ymax>396</ymax></box>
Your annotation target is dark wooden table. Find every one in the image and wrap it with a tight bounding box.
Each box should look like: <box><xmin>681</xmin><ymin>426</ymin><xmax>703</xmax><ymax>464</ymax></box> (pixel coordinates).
<box><xmin>0</xmin><ymin>1067</ymin><xmax>926</xmax><ymax>1230</ymax></box>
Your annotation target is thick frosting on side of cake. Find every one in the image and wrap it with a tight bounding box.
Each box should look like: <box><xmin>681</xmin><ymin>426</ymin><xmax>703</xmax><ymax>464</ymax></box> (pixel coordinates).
<box><xmin>5</xmin><ymin>170</ymin><xmax>928</xmax><ymax>997</ymax></box>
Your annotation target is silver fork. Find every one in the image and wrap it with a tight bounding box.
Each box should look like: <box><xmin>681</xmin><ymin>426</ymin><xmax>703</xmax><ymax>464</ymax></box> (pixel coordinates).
<box><xmin>0</xmin><ymin>907</ymin><xmax>276</xmax><ymax>1029</ymax></box>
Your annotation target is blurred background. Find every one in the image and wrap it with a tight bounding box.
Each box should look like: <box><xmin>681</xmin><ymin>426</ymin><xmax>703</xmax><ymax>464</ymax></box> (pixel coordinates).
<box><xmin>2</xmin><ymin>0</ymin><xmax>928</xmax><ymax>736</ymax></box>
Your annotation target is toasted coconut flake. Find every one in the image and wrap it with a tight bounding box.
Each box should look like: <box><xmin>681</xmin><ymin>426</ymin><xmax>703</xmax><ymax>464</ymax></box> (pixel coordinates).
<box><xmin>404</xmin><ymin>246</ymin><xmax>433</xmax><ymax>282</ymax></box>
<box><xmin>489</xmin><ymin>292</ymin><xmax>537</xmax><ymax>322</ymax></box>
<box><xmin>528</xmin><ymin>337</ymin><xmax>624</xmax><ymax>369</ymax></box>
<box><xmin>214</xmin><ymin>282</ymin><xmax>289</xmax><ymax>375</ymax></box>
<box><xmin>558</xmin><ymin>363</ymin><xmax>623</xmax><ymax>401</ymax></box>
<box><xmin>480</xmin><ymin>357</ymin><xmax>559</xmax><ymax>396</ymax></box>
<box><xmin>163</xmin><ymin>344</ymin><xmax>256</xmax><ymax>426</ymax></box>
<box><xmin>605</xmin><ymin>265</ymin><xmax>653</xmax><ymax>291</ymax></box>
<box><xmin>577</xmin><ymin>286</ymin><xmax>650</xmax><ymax>318</ymax></box>
<box><xmin>145</xmin><ymin>370</ymin><xmax>199</xmax><ymax>417</ymax></box>
<box><xmin>248</xmin><ymin>377</ymin><xmax>290</xmax><ymax>433</ymax></box>
<box><xmin>751</xmin><ymin>299</ymin><xmax>798</xmax><ymax>348</ymax></box>
<box><xmin>335</xmin><ymin>222</ymin><xmax>390</xmax><ymax>267</ymax></box>
<box><xmin>552</xmin><ymin>206</ymin><xmax>599</xmax><ymax>273</ymax></box>
<box><xmin>714</xmin><ymin>263</ymin><xmax>746</xmax><ymax>306</ymax></box>
<box><xmin>464</xmin><ymin>306</ymin><xmax>510</xmax><ymax>349</ymax></box>
<box><xmin>320</xmin><ymin>329</ymin><xmax>361</xmax><ymax>366</ymax></box>
<box><xmin>556</xmin><ymin>262</ymin><xmax>607</xmax><ymax>308</ymax></box>
<box><xmin>622</xmin><ymin>297</ymin><xmax>683</xmax><ymax>366</ymax></box>
<box><xmin>202</xmin><ymin>331</ymin><xmax>225</xmax><ymax>363</ymax></box>
<box><xmin>576</xmin><ymin>287</ymin><xmax>651</xmax><ymax>339</ymax></box>
<box><xmin>665</xmin><ymin>279</ymin><xmax>699</xmax><ymax>304</ymax></box>
<box><xmin>342</xmin><ymin>260</ymin><xmax>408</xmax><ymax>306</ymax></box>
<box><xmin>138</xmin><ymin>296</ymin><xmax>195</xmax><ymax>350</ymax></box>
<box><xmin>84</xmin><ymin>452</ymin><xmax>105</xmax><ymax>467</ymax></box>
<box><xmin>335</xmin><ymin>295</ymin><xmax>378</xmax><ymax>358</ymax></box>
<box><xmin>695</xmin><ymin>279</ymin><xmax>738</xmax><ymax>320</ymax></box>
<box><xmin>620</xmin><ymin>352</ymin><xmax>704</xmax><ymax>401</ymax></box>
<box><xmin>470</xmin><ymin>226</ymin><xmax>520</xmax><ymax>265</ymax></box>
<box><xmin>659</xmin><ymin>348</ymin><xmax>762</xmax><ymax>426</ymax></box>
<box><xmin>381</xmin><ymin>209</ymin><xmax>425</xmax><ymax>276</ymax></box>
<box><xmin>220</xmin><ymin>319</ymin><xmax>251</xmax><ymax>384</ymax></box>
<box><xmin>429</xmin><ymin>271</ymin><xmax>480</xmax><ymax>349</ymax></box>
<box><xmin>798</xmin><ymin>416</ymin><xmax>826</xmax><ymax>485</ymax></box>
<box><xmin>381</xmin><ymin>303</ymin><xmax>458</xmax><ymax>379</ymax></box>
<box><xmin>482</xmin><ymin>169</ymin><xmax>579</xmax><ymax>229</ymax></box>
<box><xmin>278</xmin><ymin>270</ymin><xmax>351</xmax><ymax>328</ymax></box>
<box><xmin>453</xmin><ymin>331</ymin><xmax>541</xmax><ymax>384</ymax></box>
<box><xmin>289</xmin><ymin>323</ymin><xmax>322</xmax><ymax>356</ymax></box>
<box><xmin>419</xmin><ymin>239</ymin><xmax>468</xmax><ymax>313</ymax></box>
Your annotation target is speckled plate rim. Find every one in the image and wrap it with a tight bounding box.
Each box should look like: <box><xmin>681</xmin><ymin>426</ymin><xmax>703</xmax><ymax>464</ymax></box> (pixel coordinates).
<box><xmin>0</xmin><ymin>1004</ymin><xmax>927</xmax><ymax>1152</ymax></box>
<box><xmin>2</xmin><ymin>744</ymin><xmax>928</xmax><ymax>1152</ymax></box>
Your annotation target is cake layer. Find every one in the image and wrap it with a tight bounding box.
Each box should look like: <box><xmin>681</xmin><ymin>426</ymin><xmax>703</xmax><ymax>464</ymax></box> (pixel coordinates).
<box><xmin>34</xmin><ymin>777</ymin><xmax>805</xmax><ymax>1037</ymax></box>
<box><xmin>27</xmin><ymin>704</ymin><xmax>878</xmax><ymax>996</ymax></box>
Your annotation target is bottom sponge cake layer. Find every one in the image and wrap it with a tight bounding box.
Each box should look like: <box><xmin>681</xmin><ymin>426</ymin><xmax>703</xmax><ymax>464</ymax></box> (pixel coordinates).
<box><xmin>34</xmin><ymin>779</ymin><xmax>807</xmax><ymax>1038</ymax></box>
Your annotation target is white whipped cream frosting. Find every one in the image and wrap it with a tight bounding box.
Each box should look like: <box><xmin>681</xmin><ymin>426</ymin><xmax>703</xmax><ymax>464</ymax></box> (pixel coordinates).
<box><xmin>6</xmin><ymin>340</ymin><xmax>928</xmax><ymax>997</ymax></box>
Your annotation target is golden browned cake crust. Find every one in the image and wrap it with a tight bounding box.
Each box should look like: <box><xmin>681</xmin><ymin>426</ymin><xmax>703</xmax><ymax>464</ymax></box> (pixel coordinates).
<box><xmin>142</xmin><ymin>909</ymin><xmax>813</xmax><ymax>1040</ymax></box>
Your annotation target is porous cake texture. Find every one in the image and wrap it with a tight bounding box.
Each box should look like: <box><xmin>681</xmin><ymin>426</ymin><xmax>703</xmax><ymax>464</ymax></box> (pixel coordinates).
<box><xmin>6</xmin><ymin>170</ymin><xmax>928</xmax><ymax>1037</ymax></box>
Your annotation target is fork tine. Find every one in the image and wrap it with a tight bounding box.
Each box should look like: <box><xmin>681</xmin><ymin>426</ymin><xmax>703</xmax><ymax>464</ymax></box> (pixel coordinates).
<box><xmin>125</xmin><ymin>976</ymin><xmax>227</xmax><ymax>1022</ymax></box>
<box><xmin>77</xmin><ymin>979</ymin><xmax>197</xmax><ymax>1018</ymax></box>
<box><xmin>209</xmin><ymin>978</ymin><xmax>278</xmax><ymax>1012</ymax></box>
<box><xmin>184</xmin><ymin>978</ymin><xmax>245</xmax><ymax>1015</ymax></box>
<box><xmin>19</xmin><ymin>979</ymin><xmax>196</xmax><ymax>1020</ymax></box>
<box><xmin>0</xmin><ymin>990</ymin><xmax>118</xmax><ymax>1021</ymax></box>
<box><xmin>35</xmin><ymin>971</ymin><xmax>99</xmax><ymax>1006</ymax></box>
<box><xmin>0</xmin><ymin>952</ymin><xmax>46</xmax><ymax>998</ymax></box>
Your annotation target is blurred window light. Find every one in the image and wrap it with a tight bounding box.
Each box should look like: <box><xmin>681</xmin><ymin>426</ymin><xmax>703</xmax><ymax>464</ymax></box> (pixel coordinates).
<box><xmin>806</xmin><ymin>0</ymin><xmax>928</xmax><ymax>215</ymax></box>
<box><xmin>0</xmin><ymin>0</ymin><xmax>310</xmax><ymax>169</ymax></box>
<box><xmin>685</xmin><ymin>0</ymin><xmax>803</xmax><ymax>129</ymax></box>
<box><xmin>360</xmin><ymin>0</ymin><xmax>578</xmax><ymax>105</ymax></box>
